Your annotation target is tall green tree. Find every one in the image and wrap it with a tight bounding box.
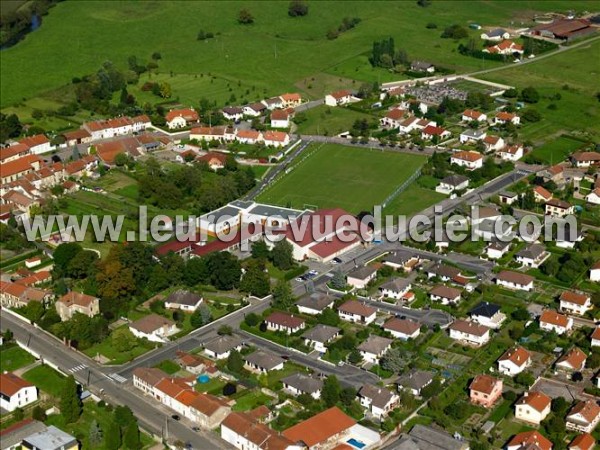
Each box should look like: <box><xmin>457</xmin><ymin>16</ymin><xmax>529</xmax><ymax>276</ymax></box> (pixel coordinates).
<box><xmin>322</xmin><ymin>375</ymin><xmax>341</xmax><ymax>407</ymax></box>
<box><xmin>272</xmin><ymin>279</ymin><xmax>294</xmax><ymax>309</ymax></box>
<box><xmin>60</xmin><ymin>375</ymin><xmax>82</xmax><ymax>423</ymax></box>
<box><xmin>104</xmin><ymin>418</ymin><xmax>121</xmax><ymax>450</ymax></box>
<box><xmin>240</xmin><ymin>259</ymin><xmax>270</xmax><ymax>297</ymax></box>
<box><xmin>271</xmin><ymin>240</ymin><xmax>294</xmax><ymax>270</ymax></box>
<box><xmin>123</xmin><ymin>421</ymin><xmax>141</xmax><ymax>450</ymax></box>
<box><xmin>227</xmin><ymin>350</ymin><xmax>244</xmax><ymax>373</ymax></box>
<box><xmin>89</xmin><ymin>420</ymin><xmax>103</xmax><ymax>447</ymax></box>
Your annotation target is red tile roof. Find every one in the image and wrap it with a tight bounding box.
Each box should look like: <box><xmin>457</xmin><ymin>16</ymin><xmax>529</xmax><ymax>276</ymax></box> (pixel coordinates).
<box><xmin>508</xmin><ymin>431</ymin><xmax>552</xmax><ymax>450</ymax></box>
<box><xmin>1</xmin><ymin>155</ymin><xmax>42</xmax><ymax>178</ymax></box>
<box><xmin>383</xmin><ymin>318</ymin><xmax>420</xmax><ymax>335</ymax></box>
<box><xmin>0</xmin><ymin>144</ymin><xmax>30</xmax><ymax>162</ymax></box>
<box><xmin>422</xmin><ymin>125</ymin><xmax>447</xmax><ymax>136</ymax></box>
<box><xmin>568</xmin><ymin>400</ymin><xmax>600</xmax><ymax>424</ymax></box>
<box><xmin>449</xmin><ymin>320</ymin><xmax>490</xmax><ymax>337</ymax></box>
<box><xmin>264</xmin><ymin>130</ymin><xmax>288</xmax><ymax>142</ymax></box>
<box><xmin>282</xmin><ymin>407</ymin><xmax>356</xmax><ymax>447</ymax></box>
<box><xmin>557</xmin><ymin>347</ymin><xmax>587</xmax><ymax>370</ymax></box>
<box><xmin>496</xmin><ymin>111</ymin><xmax>517</xmax><ymax>121</ymax></box>
<box><xmin>518</xmin><ymin>391</ymin><xmax>551</xmax><ymax>413</ymax></box>
<box><xmin>58</xmin><ymin>291</ymin><xmax>98</xmax><ymax>308</ymax></box>
<box><xmin>452</xmin><ymin>150</ymin><xmax>483</xmax><ymax>162</ymax></box>
<box><xmin>19</xmin><ymin>134</ymin><xmax>49</xmax><ymax>148</ymax></box>
<box><xmin>330</xmin><ymin>90</ymin><xmax>352</xmax><ymax>100</ymax></box>
<box><xmin>570</xmin><ymin>433</ymin><xmax>595</xmax><ymax>450</ymax></box>
<box><xmin>498</xmin><ymin>346</ymin><xmax>531</xmax><ymax>368</ymax></box>
<box><xmin>0</xmin><ymin>373</ymin><xmax>34</xmax><ymax>396</ymax></box>
<box><xmin>540</xmin><ymin>309</ymin><xmax>570</xmax><ymax>328</ymax></box>
<box><xmin>386</xmin><ymin>108</ymin><xmax>406</xmax><ymax>120</ymax></box>
<box><xmin>165</xmin><ymin>108</ymin><xmax>199</xmax><ymax>123</ymax></box>
<box><xmin>338</xmin><ymin>300</ymin><xmax>376</xmax><ymax>317</ymax></box>
<box><xmin>463</xmin><ymin>109</ymin><xmax>484</xmax><ymax>120</ymax></box>
<box><xmin>265</xmin><ymin>311</ymin><xmax>305</xmax><ymax>329</ymax></box>
<box><xmin>470</xmin><ymin>374</ymin><xmax>501</xmax><ymax>395</ymax></box>
<box><xmin>496</xmin><ymin>270</ymin><xmax>534</xmax><ymax>286</ymax></box>
<box><xmin>560</xmin><ymin>291</ymin><xmax>590</xmax><ymax>306</ymax></box>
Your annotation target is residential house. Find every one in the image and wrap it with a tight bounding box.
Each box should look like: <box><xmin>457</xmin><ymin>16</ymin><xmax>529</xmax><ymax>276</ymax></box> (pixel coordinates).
<box><xmin>55</xmin><ymin>291</ymin><xmax>100</xmax><ymax>321</ymax></box>
<box><xmin>347</xmin><ymin>266</ymin><xmax>377</xmax><ymax>289</ymax></box>
<box><xmin>410</xmin><ymin>61</ymin><xmax>435</xmax><ymax>73</ymax></box>
<box><xmin>1</xmin><ymin>155</ymin><xmax>43</xmax><ymax>184</ymax></box>
<box><xmin>325</xmin><ymin>90</ymin><xmax>353</xmax><ymax>106</ymax></box>
<box><xmin>585</xmin><ymin>188</ymin><xmax>600</xmax><ymax>205</ymax></box>
<box><xmin>591</xmin><ymin>262</ymin><xmax>600</xmax><ymax>282</ymax></box>
<box><xmin>397</xmin><ymin>369</ymin><xmax>434</xmax><ymax>397</ymax></box>
<box><xmin>496</xmin><ymin>270</ymin><xmax>534</xmax><ymax>291</ymax></box>
<box><xmin>270</xmin><ymin>109</ymin><xmax>292</xmax><ymax>128</ymax></box>
<box><xmin>461</xmin><ymin>109</ymin><xmax>487</xmax><ymax>122</ymax></box>
<box><xmin>282</xmin><ymin>406</ymin><xmax>381</xmax><ymax>450</ymax></box>
<box><xmin>175</xmin><ymin>350</ymin><xmax>215</xmax><ymax>375</ymax></box>
<box><xmin>427</xmin><ymin>263</ymin><xmax>460</xmax><ymax>281</ymax></box>
<box><xmin>0</xmin><ymin>420</ymin><xmax>78</xmax><ymax>450</ymax></box>
<box><xmin>450</xmin><ymin>151</ymin><xmax>483</xmax><ymax>170</ymax></box>
<box><xmin>282</xmin><ymin>373</ymin><xmax>323</xmax><ymax>399</ymax></box>
<box><xmin>132</xmin><ymin>367</ymin><xmax>167</xmax><ymax>395</ymax></box>
<box><xmin>592</xmin><ymin>327</ymin><xmax>600</xmax><ymax>347</ymax></box>
<box><xmin>530</xmin><ymin>18</ymin><xmax>595</xmax><ymax>41</ymax></box>
<box><xmin>380</xmin><ymin>108</ymin><xmax>408</xmax><ymax>129</ymax></box>
<box><xmin>18</xmin><ymin>134</ymin><xmax>53</xmax><ymax>155</ymax></box>
<box><xmin>436</xmin><ymin>174</ymin><xmax>469</xmax><ymax>195</ymax></box>
<box><xmin>469</xmin><ymin>374</ymin><xmax>503</xmax><ymax>408</ymax></box>
<box><xmin>62</xmin><ymin>129</ymin><xmax>92</xmax><ymax>146</ymax></box>
<box><xmin>262</xmin><ymin>97</ymin><xmax>284</xmax><ymax>110</ymax></box>
<box><xmin>569</xmin><ymin>433</ymin><xmax>596</xmax><ymax>450</ymax></box>
<box><xmin>358</xmin><ymin>335</ymin><xmax>393</xmax><ymax>364</ymax></box>
<box><xmin>0</xmin><ymin>281</ymin><xmax>51</xmax><ymax>308</ymax></box>
<box><xmin>236</xmin><ymin>129</ymin><xmax>263</xmax><ymax>145</ymax></box>
<box><xmin>449</xmin><ymin>320</ymin><xmax>491</xmax><ymax>346</ymax></box>
<box><xmin>1</xmin><ymin>143</ymin><xmax>31</xmax><ymax>163</ymax></box>
<box><xmin>301</xmin><ymin>325</ymin><xmax>340</xmax><ymax>353</ymax></box>
<box><xmin>506</xmin><ymin>431</ymin><xmax>553</xmax><ymax>450</ymax></box>
<box><xmin>515</xmin><ymin>391</ymin><xmax>552</xmax><ymax>425</ymax></box>
<box><xmin>498</xmin><ymin>346</ymin><xmax>532</xmax><ymax>376</ymax></box>
<box><xmin>534</xmin><ymin>186</ymin><xmax>553</xmax><ymax>203</ymax></box>
<box><xmin>221</xmin><ymin>411</ymin><xmax>300</xmax><ymax>450</ymax></box>
<box><xmin>515</xmin><ymin>243</ymin><xmax>550</xmax><ymax>268</ymax></box>
<box><xmin>556</xmin><ymin>347</ymin><xmax>587</xmax><ymax>373</ymax></box>
<box><xmin>379</xmin><ymin>278</ymin><xmax>412</xmax><ymax>301</ymax></box>
<box><xmin>129</xmin><ymin>314</ymin><xmax>178</xmax><ymax>343</ymax></box>
<box><xmin>165</xmin><ymin>108</ymin><xmax>199</xmax><ymax>129</ymax></box>
<box><xmin>198</xmin><ymin>152</ymin><xmax>227</xmax><ymax>171</ymax></box>
<box><xmin>383</xmin><ymin>318</ymin><xmax>421</xmax><ymax>340</ymax></box>
<box><xmin>0</xmin><ymin>373</ymin><xmax>38</xmax><ymax>412</ymax></box>
<box><xmin>244</xmin><ymin>351</ymin><xmax>285</xmax><ymax>374</ymax></box>
<box><xmin>486</xmin><ymin>240</ymin><xmax>511</xmax><ymax>259</ymax></box>
<box><xmin>546</xmin><ymin>199</ymin><xmax>574</xmax><ymax>218</ymax></box>
<box><xmin>560</xmin><ymin>291</ymin><xmax>593</xmax><ymax>316</ymax></box>
<box><xmin>338</xmin><ymin>300</ymin><xmax>376</xmax><ymax>325</ymax></box>
<box><xmin>421</xmin><ymin>125</ymin><xmax>450</xmax><ymax>141</ymax></box>
<box><xmin>429</xmin><ymin>285</ymin><xmax>462</xmax><ymax>305</ymax></box>
<box><xmin>483</xmin><ymin>135</ymin><xmax>505</xmax><ymax>152</ymax></box>
<box><xmin>540</xmin><ymin>309</ymin><xmax>573</xmax><ymax>335</ymax></box>
<box><xmin>481</xmin><ymin>28</ymin><xmax>510</xmax><ymax>40</ymax></box>
<box><xmin>295</xmin><ymin>293</ymin><xmax>334</xmax><ymax>315</ymax></box>
<box><xmin>222</xmin><ymin>107</ymin><xmax>244</xmax><ymax>121</ymax></box>
<box><xmin>357</xmin><ymin>384</ymin><xmax>399</xmax><ymax>418</ymax></box>
<box><xmin>243</xmin><ymin>102</ymin><xmax>267</xmax><ymax>117</ymax></box>
<box><xmin>263</xmin><ymin>130</ymin><xmax>290</xmax><ymax>147</ymax></box>
<box><xmin>204</xmin><ymin>335</ymin><xmax>243</xmax><ymax>360</ymax></box>
<box><xmin>566</xmin><ymin>400</ymin><xmax>600</xmax><ymax>433</ymax></box>
<box><xmin>494</xmin><ymin>111</ymin><xmax>521</xmax><ymax>125</ymax></box>
<box><xmin>459</xmin><ymin>129</ymin><xmax>487</xmax><ymax>144</ymax></box>
<box><xmin>470</xmin><ymin>302</ymin><xmax>506</xmax><ymax>329</ymax></box>
<box><xmin>485</xmin><ymin>40</ymin><xmax>524</xmax><ymax>55</ymax></box>
<box><xmin>164</xmin><ymin>290</ymin><xmax>203</xmax><ymax>312</ymax></box>
<box><xmin>280</xmin><ymin>93</ymin><xmax>302</xmax><ymax>107</ymax></box>
<box><xmin>381</xmin><ymin>250</ymin><xmax>420</xmax><ymax>272</ymax></box>
<box><xmin>571</xmin><ymin>152</ymin><xmax>600</xmax><ymax>168</ymax></box>
<box><xmin>265</xmin><ymin>311</ymin><xmax>306</xmax><ymax>334</ymax></box>
<box><xmin>498</xmin><ymin>144</ymin><xmax>524</xmax><ymax>161</ymax></box>
<box><xmin>394</xmin><ymin>425</ymin><xmax>469</xmax><ymax>450</ymax></box>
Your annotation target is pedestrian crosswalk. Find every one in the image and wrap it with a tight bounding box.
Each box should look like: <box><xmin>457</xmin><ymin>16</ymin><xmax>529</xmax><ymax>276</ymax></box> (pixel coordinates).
<box><xmin>109</xmin><ymin>373</ymin><xmax>127</xmax><ymax>383</ymax></box>
<box><xmin>69</xmin><ymin>364</ymin><xmax>87</xmax><ymax>373</ymax></box>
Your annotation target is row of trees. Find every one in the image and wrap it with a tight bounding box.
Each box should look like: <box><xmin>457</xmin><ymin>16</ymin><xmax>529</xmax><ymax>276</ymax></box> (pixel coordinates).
<box><xmin>369</xmin><ymin>37</ymin><xmax>409</xmax><ymax>69</ymax></box>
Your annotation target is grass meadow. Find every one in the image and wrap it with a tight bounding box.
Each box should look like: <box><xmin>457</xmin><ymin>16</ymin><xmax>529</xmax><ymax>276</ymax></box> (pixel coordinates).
<box><xmin>295</xmin><ymin>105</ymin><xmax>376</xmax><ymax>136</ymax></box>
<box><xmin>525</xmin><ymin>135</ymin><xmax>587</xmax><ymax>164</ymax></box>
<box><xmin>1</xmin><ymin>0</ymin><xmax>593</xmax><ymax>109</ymax></box>
<box><xmin>256</xmin><ymin>143</ymin><xmax>426</xmax><ymax>213</ymax></box>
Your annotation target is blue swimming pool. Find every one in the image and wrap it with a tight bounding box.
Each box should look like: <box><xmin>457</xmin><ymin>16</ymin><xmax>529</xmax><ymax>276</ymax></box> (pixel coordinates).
<box><xmin>347</xmin><ymin>438</ymin><xmax>366</xmax><ymax>449</ymax></box>
<box><xmin>197</xmin><ymin>374</ymin><xmax>210</xmax><ymax>384</ymax></box>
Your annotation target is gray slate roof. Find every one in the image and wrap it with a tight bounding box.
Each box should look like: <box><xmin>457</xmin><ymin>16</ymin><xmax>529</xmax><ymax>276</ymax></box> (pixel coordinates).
<box><xmin>358</xmin><ymin>384</ymin><xmax>396</xmax><ymax>409</ymax></box>
<box><xmin>389</xmin><ymin>424</ymin><xmax>468</xmax><ymax>450</ymax></box>
<box><xmin>397</xmin><ymin>369</ymin><xmax>434</xmax><ymax>392</ymax></box>
<box><xmin>166</xmin><ymin>290</ymin><xmax>202</xmax><ymax>306</ymax></box>
<box><xmin>379</xmin><ymin>278</ymin><xmax>412</xmax><ymax>293</ymax></box>
<box><xmin>516</xmin><ymin>243</ymin><xmax>546</xmax><ymax>260</ymax></box>
<box><xmin>358</xmin><ymin>335</ymin><xmax>393</xmax><ymax>355</ymax></box>
<box><xmin>348</xmin><ymin>265</ymin><xmax>377</xmax><ymax>280</ymax></box>
<box><xmin>295</xmin><ymin>293</ymin><xmax>334</xmax><ymax>312</ymax></box>
<box><xmin>441</xmin><ymin>175</ymin><xmax>469</xmax><ymax>187</ymax></box>
<box><xmin>281</xmin><ymin>372</ymin><xmax>323</xmax><ymax>394</ymax></box>
<box><xmin>301</xmin><ymin>324</ymin><xmax>340</xmax><ymax>343</ymax></box>
<box><xmin>244</xmin><ymin>351</ymin><xmax>285</xmax><ymax>370</ymax></box>
<box><xmin>204</xmin><ymin>335</ymin><xmax>243</xmax><ymax>355</ymax></box>
<box><xmin>383</xmin><ymin>250</ymin><xmax>417</xmax><ymax>266</ymax></box>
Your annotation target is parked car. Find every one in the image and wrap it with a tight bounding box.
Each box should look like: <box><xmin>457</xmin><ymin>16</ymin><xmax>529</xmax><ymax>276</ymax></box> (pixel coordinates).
<box><xmin>171</xmin><ymin>414</ymin><xmax>180</xmax><ymax>421</ymax></box>
<box><xmin>332</xmin><ymin>257</ymin><xmax>343</xmax><ymax>264</ymax></box>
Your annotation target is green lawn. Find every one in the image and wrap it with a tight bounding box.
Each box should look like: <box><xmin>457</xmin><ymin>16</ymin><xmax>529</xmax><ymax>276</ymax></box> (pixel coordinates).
<box><xmin>250</xmin><ymin>165</ymin><xmax>271</xmax><ymax>180</ymax></box>
<box><xmin>1</xmin><ymin>0</ymin><xmax>591</xmax><ymax>111</ymax></box>
<box><xmin>231</xmin><ymin>389</ymin><xmax>274</xmax><ymax>411</ymax></box>
<box><xmin>383</xmin><ymin>184</ymin><xmax>446</xmax><ymax>218</ymax></box>
<box><xmin>154</xmin><ymin>360</ymin><xmax>180</xmax><ymax>375</ymax></box>
<box><xmin>83</xmin><ymin>326</ymin><xmax>155</xmax><ymax>364</ymax></box>
<box><xmin>524</xmin><ymin>135</ymin><xmax>587</xmax><ymax>165</ymax></box>
<box><xmin>22</xmin><ymin>365</ymin><xmax>66</xmax><ymax>398</ymax></box>
<box><xmin>196</xmin><ymin>377</ymin><xmax>227</xmax><ymax>395</ymax></box>
<box><xmin>257</xmin><ymin>143</ymin><xmax>426</xmax><ymax>213</ymax></box>
<box><xmin>295</xmin><ymin>105</ymin><xmax>376</xmax><ymax>136</ymax></box>
<box><xmin>0</xmin><ymin>345</ymin><xmax>35</xmax><ymax>372</ymax></box>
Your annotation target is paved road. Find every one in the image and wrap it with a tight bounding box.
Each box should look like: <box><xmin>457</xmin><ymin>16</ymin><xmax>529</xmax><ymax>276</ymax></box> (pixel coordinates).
<box><xmin>369</xmin><ymin>301</ymin><xmax>454</xmax><ymax>329</ymax></box>
<box><xmin>0</xmin><ymin>312</ymin><xmax>226</xmax><ymax>449</ymax></box>
<box><xmin>237</xmin><ymin>330</ymin><xmax>380</xmax><ymax>388</ymax></box>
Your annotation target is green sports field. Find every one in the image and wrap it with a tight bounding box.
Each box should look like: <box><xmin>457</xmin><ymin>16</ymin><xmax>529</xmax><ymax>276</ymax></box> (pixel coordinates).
<box><xmin>256</xmin><ymin>143</ymin><xmax>426</xmax><ymax>213</ymax></box>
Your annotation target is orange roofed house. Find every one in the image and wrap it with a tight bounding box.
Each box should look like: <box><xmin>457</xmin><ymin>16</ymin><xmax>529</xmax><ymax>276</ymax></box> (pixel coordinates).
<box><xmin>325</xmin><ymin>90</ymin><xmax>353</xmax><ymax>107</ymax></box>
<box><xmin>507</xmin><ymin>431</ymin><xmax>553</xmax><ymax>450</ymax></box>
<box><xmin>469</xmin><ymin>374</ymin><xmax>503</xmax><ymax>408</ymax></box>
<box><xmin>165</xmin><ymin>108</ymin><xmax>199</xmax><ymax>129</ymax></box>
<box><xmin>282</xmin><ymin>406</ymin><xmax>381</xmax><ymax>449</ymax></box>
<box><xmin>55</xmin><ymin>291</ymin><xmax>100</xmax><ymax>321</ymax></box>
<box><xmin>221</xmin><ymin>410</ymin><xmax>300</xmax><ymax>450</ymax></box>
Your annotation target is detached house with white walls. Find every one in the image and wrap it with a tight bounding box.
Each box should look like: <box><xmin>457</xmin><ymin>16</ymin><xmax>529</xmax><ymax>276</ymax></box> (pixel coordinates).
<box><xmin>515</xmin><ymin>391</ymin><xmax>552</xmax><ymax>425</ymax></box>
<box><xmin>560</xmin><ymin>291</ymin><xmax>593</xmax><ymax>316</ymax></box>
<box><xmin>0</xmin><ymin>373</ymin><xmax>38</xmax><ymax>412</ymax></box>
<box><xmin>540</xmin><ymin>309</ymin><xmax>573</xmax><ymax>335</ymax></box>
<box><xmin>449</xmin><ymin>320</ymin><xmax>491</xmax><ymax>346</ymax></box>
<box><xmin>497</xmin><ymin>346</ymin><xmax>532</xmax><ymax>376</ymax></box>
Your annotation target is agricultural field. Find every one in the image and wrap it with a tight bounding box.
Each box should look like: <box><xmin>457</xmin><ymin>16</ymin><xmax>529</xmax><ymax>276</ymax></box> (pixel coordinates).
<box><xmin>383</xmin><ymin>184</ymin><xmax>446</xmax><ymax>219</ymax></box>
<box><xmin>524</xmin><ymin>135</ymin><xmax>587</xmax><ymax>164</ymax></box>
<box><xmin>295</xmin><ymin>105</ymin><xmax>376</xmax><ymax>136</ymax></box>
<box><xmin>1</xmin><ymin>0</ymin><xmax>592</xmax><ymax>110</ymax></box>
<box><xmin>256</xmin><ymin>143</ymin><xmax>426</xmax><ymax>213</ymax></box>
<box><xmin>482</xmin><ymin>38</ymin><xmax>600</xmax><ymax>142</ymax></box>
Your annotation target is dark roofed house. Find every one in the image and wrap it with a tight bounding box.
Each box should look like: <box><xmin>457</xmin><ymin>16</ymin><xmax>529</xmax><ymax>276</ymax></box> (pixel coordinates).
<box><xmin>496</xmin><ymin>270</ymin><xmax>535</xmax><ymax>291</ymax></box>
<box><xmin>397</xmin><ymin>369</ymin><xmax>434</xmax><ymax>396</ymax></box>
<box><xmin>302</xmin><ymin>324</ymin><xmax>341</xmax><ymax>352</ymax></box>
<box><xmin>204</xmin><ymin>335</ymin><xmax>243</xmax><ymax>359</ymax></box>
<box><xmin>358</xmin><ymin>384</ymin><xmax>399</xmax><ymax>418</ymax></box>
<box><xmin>427</xmin><ymin>263</ymin><xmax>461</xmax><ymax>281</ymax></box>
<box><xmin>282</xmin><ymin>373</ymin><xmax>323</xmax><ymax>399</ymax></box>
<box><xmin>379</xmin><ymin>278</ymin><xmax>412</xmax><ymax>301</ymax></box>
<box><xmin>129</xmin><ymin>314</ymin><xmax>177</xmax><ymax>343</ymax></box>
<box><xmin>470</xmin><ymin>302</ymin><xmax>506</xmax><ymax>329</ymax></box>
<box><xmin>390</xmin><ymin>424</ymin><xmax>469</xmax><ymax>450</ymax></box>
<box><xmin>411</xmin><ymin>61</ymin><xmax>435</xmax><ymax>73</ymax></box>
<box><xmin>296</xmin><ymin>293</ymin><xmax>334</xmax><ymax>315</ymax></box>
<box><xmin>244</xmin><ymin>351</ymin><xmax>285</xmax><ymax>373</ymax></box>
<box><xmin>265</xmin><ymin>311</ymin><xmax>306</xmax><ymax>334</ymax></box>
<box><xmin>164</xmin><ymin>290</ymin><xmax>203</xmax><ymax>312</ymax></box>
<box><xmin>347</xmin><ymin>265</ymin><xmax>378</xmax><ymax>289</ymax></box>
<box><xmin>338</xmin><ymin>300</ymin><xmax>377</xmax><ymax>325</ymax></box>
<box><xmin>358</xmin><ymin>335</ymin><xmax>393</xmax><ymax>364</ymax></box>
<box><xmin>515</xmin><ymin>243</ymin><xmax>549</xmax><ymax>268</ymax></box>
<box><xmin>382</xmin><ymin>250</ymin><xmax>420</xmax><ymax>272</ymax></box>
